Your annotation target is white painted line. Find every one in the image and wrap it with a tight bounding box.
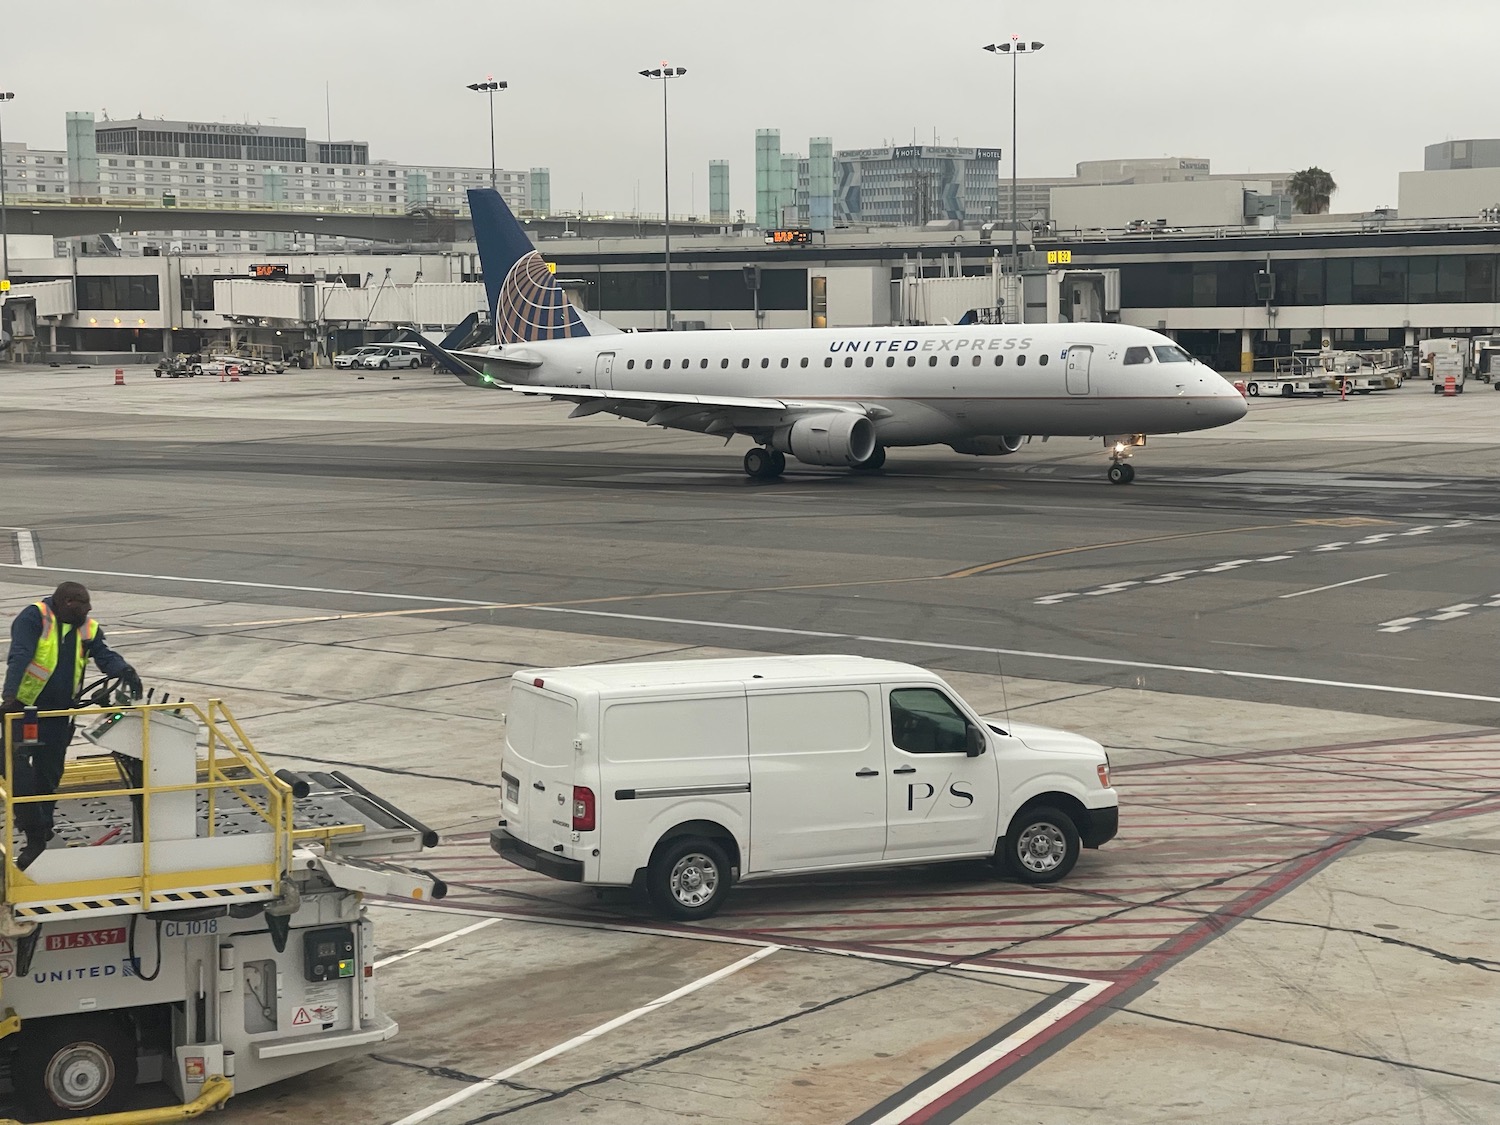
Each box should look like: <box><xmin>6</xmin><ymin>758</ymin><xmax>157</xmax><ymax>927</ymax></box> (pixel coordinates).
<box><xmin>373</xmin><ymin>899</ymin><xmax>1100</xmax><ymax>987</ymax></box>
<box><xmin>373</xmin><ymin>917</ymin><xmax>500</xmax><ymax>970</ymax></box>
<box><xmin>1279</xmin><ymin>573</ymin><xmax>1387</xmax><ymax>600</ymax></box>
<box><xmin>1378</xmin><ymin>619</ymin><xmax>1420</xmax><ymax>633</ymax></box>
<box><xmin>14</xmin><ymin>532</ymin><xmax>37</xmax><ymax>569</ymax></box>
<box><xmin>862</xmin><ymin>980</ymin><xmax>1113</xmax><ymax>1125</ymax></box>
<box><xmin>1312</xmin><ymin>542</ymin><xmax>1348</xmax><ymax>552</ymax></box>
<box><xmin>533</xmin><ymin>605</ymin><xmax>1500</xmax><ymax>706</ymax></box>
<box><xmin>388</xmin><ymin>944</ymin><xmax>780</xmax><ymax>1125</ymax></box>
<box><xmin>1033</xmin><ymin>592</ymin><xmax>1080</xmax><ymax>605</ymax></box>
<box><xmin>1429</xmin><ymin>604</ymin><xmax>1478</xmax><ymax>621</ymax></box>
<box><xmin>1144</xmin><ymin>570</ymin><xmax>1197</xmax><ymax>585</ymax></box>
<box><xmin>0</xmin><ymin>562</ymin><xmax>503</xmax><ymax>606</ymax></box>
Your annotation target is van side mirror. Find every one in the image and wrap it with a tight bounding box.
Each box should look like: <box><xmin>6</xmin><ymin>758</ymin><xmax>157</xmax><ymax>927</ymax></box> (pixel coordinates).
<box><xmin>966</xmin><ymin>726</ymin><xmax>986</xmax><ymax>757</ymax></box>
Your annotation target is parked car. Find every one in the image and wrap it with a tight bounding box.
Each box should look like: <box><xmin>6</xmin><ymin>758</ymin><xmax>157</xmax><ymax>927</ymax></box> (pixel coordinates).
<box><xmin>359</xmin><ymin>345</ymin><xmax>425</xmax><ymax>370</ymax></box>
<box><xmin>333</xmin><ymin>346</ymin><xmax>386</xmax><ymax>369</ymax></box>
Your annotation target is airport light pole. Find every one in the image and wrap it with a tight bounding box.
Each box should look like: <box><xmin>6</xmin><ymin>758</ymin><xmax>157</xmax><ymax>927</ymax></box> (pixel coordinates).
<box><xmin>983</xmin><ymin>37</ymin><xmax>1044</xmax><ymax>281</ymax></box>
<box><xmin>639</xmin><ymin>64</ymin><xmax>686</xmax><ymax>331</ymax></box>
<box><xmin>466</xmin><ymin>78</ymin><xmax>507</xmax><ymax>190</ymax></box>
<box><xmin>0</xmin><ymin>91</ymin><xmax>13</xmax><ymax>289</ymax></box>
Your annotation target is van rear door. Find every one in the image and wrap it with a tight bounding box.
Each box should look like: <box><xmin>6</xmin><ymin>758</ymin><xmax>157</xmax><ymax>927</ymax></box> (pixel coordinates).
<box><xmin>501</xmin><ymin>683</ymin><xmax>582</xmax><ymax>856</ymax></box>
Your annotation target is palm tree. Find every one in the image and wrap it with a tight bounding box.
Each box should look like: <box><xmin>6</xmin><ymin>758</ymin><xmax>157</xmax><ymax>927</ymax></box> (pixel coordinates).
<box><xmin>1288</xmin><ymin>167</ymin><xmax>1338</xmax><ymax>215</ymax></box>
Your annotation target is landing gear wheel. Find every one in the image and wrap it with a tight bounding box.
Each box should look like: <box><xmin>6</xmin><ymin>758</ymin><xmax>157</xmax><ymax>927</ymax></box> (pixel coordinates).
<box><xmin>13</xmin><ymin>1015</ymin><xmax>137</xmax><ymax>1118</ymax></box>
<box><xmin>1247</xmin><ymin>382</ymin><xmax>1260</xmax><ymax>397</ymax></box>
<box><xmin>647</xmin><ymin>836</ymin><xmax>730</xmax><ymax>920</ymax></box>
<box><xmin>1000</xmin><ymin>806</ymin><xmax>1081</xmax><ymax>884</ymax></box>
<box><xmin>852</xmin><ymin>444</ymin><xmax>886</xmax><ymax>472</ymax></box>
<box><xmin>743</xmin><ymin>447</ymin><xmax>784</xmax><ymax>480</ymax></box>
<box><xmin>1107</xmin><ymin>462</ymin><xmax>1135</xmax><ymax>485</ymax></box>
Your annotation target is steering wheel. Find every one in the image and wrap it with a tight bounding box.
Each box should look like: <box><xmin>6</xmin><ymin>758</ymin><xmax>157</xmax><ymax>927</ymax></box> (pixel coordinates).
<box><xmin>75</xmin><ymin>674</ymin><xmax>136</xmax><ymax>709</ymax></box>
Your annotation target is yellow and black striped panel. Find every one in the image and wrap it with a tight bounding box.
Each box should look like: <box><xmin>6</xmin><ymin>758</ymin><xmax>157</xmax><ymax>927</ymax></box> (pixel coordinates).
<box><xmin>149</xmin><ymin>884</ymin><xmax>275</xmax><ymax>907</ymax></box>
<box><xmin>17</xmin><ymin>894</ymin><xmax>141</xmax><ymax>918</ymax></box>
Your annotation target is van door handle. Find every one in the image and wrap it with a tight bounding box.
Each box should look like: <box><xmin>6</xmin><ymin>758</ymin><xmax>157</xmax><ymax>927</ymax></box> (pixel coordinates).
<box><xmin>533</xmin><ymin>781</ymin><xmax>546</xmax><ymax>791</ymax></box>
<box><xmin>893</xmin><ymin>766</ymin><xmax>917</xmax><ymax>775</ymax></box>
<box><xmin>855</xmin><ymin>768</ymin><xmax>880</xmax><ymax>778</ymax></box>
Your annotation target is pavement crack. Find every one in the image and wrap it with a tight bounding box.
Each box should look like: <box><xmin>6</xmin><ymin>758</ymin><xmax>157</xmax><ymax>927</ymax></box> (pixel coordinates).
<box><xmin>1259</xmin><ymin>915</ymin><xmax>1500</xmax><ymax>972</ymax></box>
<box><xmin>1121</xmin><ymin>1007</ymin><xmax>1500</xmax><ymax>1087</ymax></box>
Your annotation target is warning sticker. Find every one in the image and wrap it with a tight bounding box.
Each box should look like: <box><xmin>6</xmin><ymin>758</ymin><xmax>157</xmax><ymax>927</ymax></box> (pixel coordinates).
<box><xmin>291</xmin><ymin>1002</ymin><xmax>337</xmax><ymax>1027</ymax></box>
<box><xmin>0</xmin><ymin>961</ymin><xmax>13</xmax><ymax>980</ymax></box>
<box><xmin>0</xmin><ymin>938</ymin><xmax>13</xmax><ymax>955</ymax></box>
<box><xmin>291</xmin><ymin>1008</ymin><xmax>312</xmax><ymax>1026</ymax></box>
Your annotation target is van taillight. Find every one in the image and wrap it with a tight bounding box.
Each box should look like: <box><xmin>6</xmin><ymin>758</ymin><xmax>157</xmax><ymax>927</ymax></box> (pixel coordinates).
<box><xmin>572</xmin><ymin>786</ymin><xmax>596</xmax><ymax>832</ymax></box>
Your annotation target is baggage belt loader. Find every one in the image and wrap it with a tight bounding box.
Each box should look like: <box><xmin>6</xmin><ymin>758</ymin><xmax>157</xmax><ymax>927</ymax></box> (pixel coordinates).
<box><xmin>0</xmin><ymin>691</ymin><xmax>445</xmax><ymax>1122</ymax></box>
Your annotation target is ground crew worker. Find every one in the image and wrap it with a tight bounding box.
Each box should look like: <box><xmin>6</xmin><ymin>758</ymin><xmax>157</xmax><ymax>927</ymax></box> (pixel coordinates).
<box><xmin>1</xmin><ymin>582</ymin><xmax>141</xmax><ymax>869</ymax></box>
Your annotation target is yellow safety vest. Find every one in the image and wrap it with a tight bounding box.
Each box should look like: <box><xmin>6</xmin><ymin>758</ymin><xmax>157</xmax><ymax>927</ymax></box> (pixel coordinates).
<box><xmin>16</xmin><ymin>601</ymin><xmax>100</xmax><ymax>707</ymax></box>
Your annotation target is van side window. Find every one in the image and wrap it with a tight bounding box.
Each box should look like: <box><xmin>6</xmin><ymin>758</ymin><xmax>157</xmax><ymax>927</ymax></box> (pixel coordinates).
<box><xmin>889</xmin><ymin>688</ymin><xmax>976</xmax><ymax>755</ymax></box>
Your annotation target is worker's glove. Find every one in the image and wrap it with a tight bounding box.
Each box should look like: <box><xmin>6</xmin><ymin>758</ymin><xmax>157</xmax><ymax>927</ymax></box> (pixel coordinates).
<box><xmin>0</xmin><ymin>698</ymin><xmax>22</xmax><ymax>716</ymax></box>
<box><xmin>121</xmin><ymin>667</ymin><xmax>144</xmax><ymax>700</ymax></box>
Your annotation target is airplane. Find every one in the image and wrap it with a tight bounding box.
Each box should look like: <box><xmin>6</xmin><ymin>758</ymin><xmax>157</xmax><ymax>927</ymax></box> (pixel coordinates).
<box><xmin>414</xmin><ymin>188</ymin><xmax>1247</xmax><ymax>484</ymax></box>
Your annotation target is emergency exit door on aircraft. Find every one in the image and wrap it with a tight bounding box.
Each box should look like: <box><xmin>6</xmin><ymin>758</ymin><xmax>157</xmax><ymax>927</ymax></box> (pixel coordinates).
<box><xmin>1066</xmin><ymin>345</ymin><xmax>1092</xmax><ymax>395</ymax></box>
<box><xmin>594</xmin><ymin>352</ymin><xmax>615</xmax><ymax>390</ymax></box>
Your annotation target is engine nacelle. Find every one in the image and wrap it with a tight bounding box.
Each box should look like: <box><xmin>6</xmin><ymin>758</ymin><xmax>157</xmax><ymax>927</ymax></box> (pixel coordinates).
<box><xmin>948</xmin><ymin>435</ymin><xmax>1026</xmax><ymax>456</ymax></box>
<box><xmin>772</xmin><ymin>412</ymin><xmax>877</xmax><ymax>467</ymax></box>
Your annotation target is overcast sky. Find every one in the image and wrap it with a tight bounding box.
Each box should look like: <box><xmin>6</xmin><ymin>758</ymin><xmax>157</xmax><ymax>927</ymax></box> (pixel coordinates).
<box><xmin>2</xmin><ymin>0</ymin><xmax>1490</xmax><ymax>215</ymax></box>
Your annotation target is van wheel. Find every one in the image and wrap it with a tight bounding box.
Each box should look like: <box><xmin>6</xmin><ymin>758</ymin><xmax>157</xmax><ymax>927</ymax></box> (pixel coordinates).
<box><xmin>13</xmin><ymin>1014</ymin><xmax>137</xmax><ymax>1118</ymax></box>
<box><xmin>647</xmin><ymin>837</ymin><xmax>730</xmax><ymax>920</ymax></box>
<box><xmin>1001</xmin><ymin>806</ymin><xmax>1080</xmax><ymax>884</ymax></box>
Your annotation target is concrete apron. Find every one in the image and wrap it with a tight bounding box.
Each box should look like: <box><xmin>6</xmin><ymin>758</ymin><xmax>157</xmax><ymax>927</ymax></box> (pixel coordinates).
<box><xmin>2</xmin><ymin>577</ymin><xmax>1493</xmax><ymax>1125</ymax></box>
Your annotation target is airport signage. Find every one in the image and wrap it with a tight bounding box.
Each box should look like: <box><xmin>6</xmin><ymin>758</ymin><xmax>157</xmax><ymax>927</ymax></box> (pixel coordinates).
<box><xmin>1178</xmin><ymin>160</ymin><xmax>1210</xmax><ymax>172</ymax></box>
<box><xmin>249</xmin><ymin>263</ymin><xmax>290</xmax><ymax>280</ymax></box>
<box><xmin>1047</xmin><ymin>250</ymin><xmax>1073</xmax><ymax>265</ymax></box>
<box><xmin>765</xmin><ymin>229</ymin><xmax>813</xmax><ymax>245</ymax></box>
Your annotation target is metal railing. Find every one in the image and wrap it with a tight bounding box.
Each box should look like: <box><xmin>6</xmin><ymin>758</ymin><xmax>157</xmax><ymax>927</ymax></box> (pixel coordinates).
<box><xmin>0</xmin><ymin>700</ymin><xmax>307</xmax><ymax>917</ymax></box>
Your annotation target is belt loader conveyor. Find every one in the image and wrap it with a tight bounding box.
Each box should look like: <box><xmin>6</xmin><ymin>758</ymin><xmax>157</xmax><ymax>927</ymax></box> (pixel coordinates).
<box><xmin>0</xmin><ymin>698</ymin><xmax>445</xmax><ymax>1122</ymax></box>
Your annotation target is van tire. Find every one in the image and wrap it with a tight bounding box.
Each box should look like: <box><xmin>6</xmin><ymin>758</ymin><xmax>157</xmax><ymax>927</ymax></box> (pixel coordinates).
<box><xmin>13</xmin><ymin>1013</ymin><xmax>137</xmax><ymax>1118</ymax></box>
<box><xmin>1000</xmin><ymin>806</ymin><xmax>1080</xmax><ymax>884</ymax></box>
<box><xmin>647</xmin><ymin>837</ymin><xmax>730</xmax><ymax>920</ymax></box>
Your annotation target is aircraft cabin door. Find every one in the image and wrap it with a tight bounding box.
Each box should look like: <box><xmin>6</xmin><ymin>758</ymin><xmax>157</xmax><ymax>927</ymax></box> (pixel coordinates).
<box><xmin>594</xmin><ymin>351</ymin><xmax>615</xmax><ymax>390</ymax></box>
<box><xmin>1065</xmin><ymin>345</ymin><xmax>1092</xmax><ymax>395</ymax></box>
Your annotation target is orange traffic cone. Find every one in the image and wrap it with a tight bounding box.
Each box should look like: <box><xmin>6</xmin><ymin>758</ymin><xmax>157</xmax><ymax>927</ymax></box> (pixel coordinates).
<box><xmin>113</xmin><ymin>368</ymin><xmax>125</xmax><ymax>386</ymax></box>
<box><xmin>228</xmin><ymin>364</ymin><xmax>241</xmax><ymax>383</ymax></box>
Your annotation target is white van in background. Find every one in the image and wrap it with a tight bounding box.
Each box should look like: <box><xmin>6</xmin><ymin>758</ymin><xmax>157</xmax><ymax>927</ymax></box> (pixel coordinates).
<box><xmin>490</xmin><ymin>656</ymin><xmax>1119</xmax><ymax>920</ymax></box>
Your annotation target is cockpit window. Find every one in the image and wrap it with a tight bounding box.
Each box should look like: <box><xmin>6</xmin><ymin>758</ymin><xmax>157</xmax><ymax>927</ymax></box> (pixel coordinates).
<box><xmin>1153</xmin><ymin>345</ymin><xmax>1192</xmax><ymax>363</ymax></box>
<box><xmin>1123</xmin><ymin>346</ymin><xmax>1153</xmax><ymax>365</ymax></box>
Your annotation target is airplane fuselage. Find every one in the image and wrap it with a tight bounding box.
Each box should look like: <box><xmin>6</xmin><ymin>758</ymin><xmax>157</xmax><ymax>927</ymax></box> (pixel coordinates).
<box><xmin>488</xmin><ymin>321</ymin><xmax>1247</xmax><ymax>448</ymax></box>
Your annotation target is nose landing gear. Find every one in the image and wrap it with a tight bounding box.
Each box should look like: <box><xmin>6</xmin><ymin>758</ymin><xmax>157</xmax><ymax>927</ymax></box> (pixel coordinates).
<box><xmin>1106</xmin><ymin>435</ymin><xmax>1145</xmax><ymax>485</ymax></box>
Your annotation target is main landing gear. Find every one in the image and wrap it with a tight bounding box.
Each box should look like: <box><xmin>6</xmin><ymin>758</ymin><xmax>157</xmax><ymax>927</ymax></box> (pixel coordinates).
<box><xmin>744</xmin><ymin>446</ymin><xmax>786</xmax><ymax>480</ymax></box>
<box><xmin>1106</xmin><ymin>435</ymin><xmax>1146</xmax><ymax>485</ymax></box>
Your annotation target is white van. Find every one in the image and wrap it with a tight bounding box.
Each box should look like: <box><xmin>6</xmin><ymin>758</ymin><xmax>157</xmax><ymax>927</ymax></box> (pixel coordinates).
<box><xmin>491</xmin><ymin>656</ymin><xmax>1119</xmax><ymax>919</ymax></box>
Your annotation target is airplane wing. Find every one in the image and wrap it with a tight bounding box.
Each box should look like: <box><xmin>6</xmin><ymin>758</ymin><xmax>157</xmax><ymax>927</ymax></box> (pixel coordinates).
<box><xmin>506</xmin><ymin>383</ymin><xmax>886</xmax><ymax>435</ymax></box>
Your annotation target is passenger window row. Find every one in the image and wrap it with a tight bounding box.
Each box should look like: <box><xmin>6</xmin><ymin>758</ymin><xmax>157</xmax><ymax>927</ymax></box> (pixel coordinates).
<box><xmin>623</xmin><ymin>353</ymin><xmax>1048</xmax><ymax>371</ymax></box>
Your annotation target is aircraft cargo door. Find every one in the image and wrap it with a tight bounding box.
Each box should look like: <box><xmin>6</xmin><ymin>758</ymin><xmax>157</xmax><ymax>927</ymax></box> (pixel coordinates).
<box><xmin>594</xmin><ymin>351</ymin><xmax>615</xmax><ymax>390</ymax></box>
<box><xmin>1066</xmin><ymin>345</ymin><xmax>1092</xmax><ymax>395</ymax></box>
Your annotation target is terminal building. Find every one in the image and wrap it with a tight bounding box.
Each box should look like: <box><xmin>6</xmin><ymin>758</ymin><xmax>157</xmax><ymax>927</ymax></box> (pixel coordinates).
<box><xmin>6</xmin><ymin>136</ymin><xmax>1500</xmax><ymax>375</ymax></box>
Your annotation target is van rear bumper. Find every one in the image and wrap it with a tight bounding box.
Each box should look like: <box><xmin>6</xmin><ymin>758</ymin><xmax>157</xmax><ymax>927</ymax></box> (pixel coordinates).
<box><xmin>490</xmin><ymin>827</ymin><xmax>585</xmax><ymax>882</ymax></box>
<box><xmin>1080</xmin><ymin>805</ymin><xmax>1119</xmax><ymax>849</ymax></box>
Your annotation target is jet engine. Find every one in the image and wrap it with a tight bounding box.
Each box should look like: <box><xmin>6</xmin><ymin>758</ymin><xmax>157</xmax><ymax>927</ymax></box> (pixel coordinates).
<box><xmin>948</xmin><ymin>435</ymin><xmax>1026</xmax><ymax>456</ymax></box>
<box><xmin>772</xmin><ymin>413</ymin><xmax>877</xmax><ymax>467</ymax></box>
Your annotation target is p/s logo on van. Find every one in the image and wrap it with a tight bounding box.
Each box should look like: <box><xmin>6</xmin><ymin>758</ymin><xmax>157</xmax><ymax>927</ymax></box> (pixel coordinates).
<box><xmin>907</xmin><ymin>780</ymin><xmax>975</xmax><ymax>813</ymax></box>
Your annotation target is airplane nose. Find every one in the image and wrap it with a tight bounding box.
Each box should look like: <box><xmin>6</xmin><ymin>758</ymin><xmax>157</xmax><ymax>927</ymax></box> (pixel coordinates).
<box><xmin>1211</xmin><ymin>377</ymin><xmax>1249</xmax><ymax>422</ymax></box>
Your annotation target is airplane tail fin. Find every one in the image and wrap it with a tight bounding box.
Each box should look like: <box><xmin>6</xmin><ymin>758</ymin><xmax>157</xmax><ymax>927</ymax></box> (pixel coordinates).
<box><xmin>468</xmin><ymin>187</ymin><xmax>590</xmax><ymax>343</ymax></box>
